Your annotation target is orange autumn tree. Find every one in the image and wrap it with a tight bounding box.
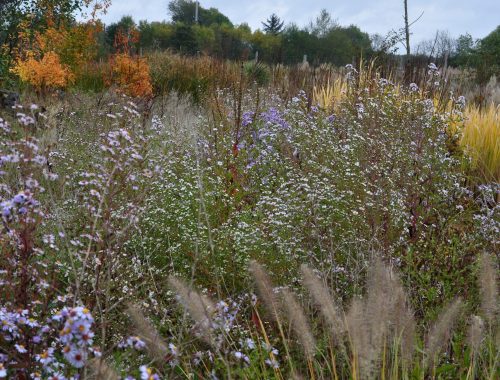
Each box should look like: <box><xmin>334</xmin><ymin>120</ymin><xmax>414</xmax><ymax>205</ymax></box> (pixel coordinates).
<box><xmin>10</xmin><ymin>2</ymin><xmax>107</xmax><ymax>95</ymax></box>
<box><xmin>10</xmin><ymin>17</ymin><xmax>73</xmax><ymax>94</ymax></box>
<box><xmin>12</xmin><ymin>51</ymin><xmax>74</xmax><ymax>92</ymax></box>
<box><xmin>108</xmin><ymin>28</ymin><xmax>153</xmax><ymax>98</ymax></box>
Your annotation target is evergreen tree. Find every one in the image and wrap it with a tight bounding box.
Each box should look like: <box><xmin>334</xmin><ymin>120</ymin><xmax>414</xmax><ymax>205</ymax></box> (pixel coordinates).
<box><xmin>262</xmin><ymin>14</ymin><xmax>285</xmax><ymax>35</ymax></box>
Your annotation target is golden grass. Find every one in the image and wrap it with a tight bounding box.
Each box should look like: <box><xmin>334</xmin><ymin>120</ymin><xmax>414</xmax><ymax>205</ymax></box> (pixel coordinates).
<box><xmin>461</xmin><ymin>103</ymin><xmax>500</xmax><ymax>182</ymax></box>
<box><xmin>312</xmin><ymin>78</ymin><xmax>346</xmax><ymax>112</ymax></box>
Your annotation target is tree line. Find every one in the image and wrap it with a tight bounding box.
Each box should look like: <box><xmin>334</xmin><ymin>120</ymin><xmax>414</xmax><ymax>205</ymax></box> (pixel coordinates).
<box><xmin>1</xmin><ymin>0</ymin><xmax>499</xmax><ymax>83</ymax></box>
<box><xmin>102</xmin><ymin>3</ymin><xmax>372</xmax><ymax>67</ymax></box>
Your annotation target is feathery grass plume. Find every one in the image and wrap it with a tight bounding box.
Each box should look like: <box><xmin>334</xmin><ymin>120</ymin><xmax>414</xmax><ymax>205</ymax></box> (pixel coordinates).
<box><xmin>386</xmin><ymin>266</ymin><xmax>416</xmax><ymax>363</ymax></box>
<box><xmin>290</xmin><ymin>372</ymin><xmax>305</xmax><ymax>380</ymax></box>
<box><xmin>345</xmin><ymin>259</ymin><xmax>416</xmax><ymax>377</ymax></box>
<box><xmin>168</xmin><ymin>276</ymin><xmax>215</xmax><ymax>345</ymax></box>
<box><xmin>467</xmin><ymin>315</ymin><xmax>485</xmax><ymax>355</ymax></box>
<box><xmin>86</xmin><ymin>358</ymin><xmax>120</xmax><ymax>380</ymax></box>
<box><xmin>127</xmin><ymin>304</ymin><xmax>169</xmax><ymax>363</ymax></box>
<box><xmin>479</xmin><ymin>252</ymin><xmax>498</xmax><ymax>325</ymax></box>
<box><xmin>359</xmin><ymin>259</ymin><xmax>394</xmax><ymax>378</ymax></box>
<box><xmin>345</xmin><ymin>297</ymin><xmax>366</xmax><ymax>378</ymax></box>
<box><xmin>425</xmin><ymin>298</ymin><xmax>463</xmax><ymax>366</ymax></box>
<box><xmin>300</xmin><ymin>264</ymin><xmax>345</xmax><ymax>345</ymax></box>
<box><xmin>394</xmin><ymin>299</ymin><xmax>416</xmax><ymax>364</ymax></box>
<box><xmin>249</xmin><ymin>260</ymin><xmax>281</xmax><ymax>321</ymax></box>
<box><xmin>280</xmin><ymin>289</ymin><xmax>317</xmax><ymax>359</ymax></box>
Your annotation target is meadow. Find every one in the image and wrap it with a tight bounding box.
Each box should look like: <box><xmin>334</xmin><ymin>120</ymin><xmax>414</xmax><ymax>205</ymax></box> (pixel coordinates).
<box><xmin>0</xmin><ymin>49</ymin><xmax>498</xmax><ymax>380</ymax></box>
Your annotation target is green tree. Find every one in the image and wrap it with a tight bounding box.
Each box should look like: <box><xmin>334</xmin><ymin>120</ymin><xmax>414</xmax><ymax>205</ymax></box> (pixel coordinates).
<box><xmin>309</xmin><ymin>9</ymin><xmax>337</xmax><ymax>37</ymax></box>
<box><xmin>171</xmin><ymin>23</ymin><xmax>198</xmax><ymax>54</ymax></box>
<box><xmin>476</xmin><ymin>26</ymin><xmax>500</xmax><ymax>85</ymax></box>
<box><xmin>262</xmin><ymin>14</ymin><xmax>285</xmax><ymax>35</ymax></box>
<box><xmin>139</xmin><ymin>21</ymin><xmax>174</xmax><ymax>51</ymax></box>
<box><xmin>168</xmin><ymin>0</ymin><xmax>232</xmax><ymax>27</ymax></box>
<box><xmin>452</xmin><ymin>33</ymin><xmax>476</xmax><ymax>67</ymax></box>
<box><xmin>282</xmin><ymin>24</ymin><xmax>318</xmax><ymax>64</ymax></box>
<box><xmin>251</xmin><ymin>30</ymin><xmax>283</xmax><ymax>63</ymax></box>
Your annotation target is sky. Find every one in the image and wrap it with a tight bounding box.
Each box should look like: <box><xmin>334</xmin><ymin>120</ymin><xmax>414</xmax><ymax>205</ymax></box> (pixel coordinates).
<box><xmin>98</xmin><ymin>0</ymin><xmax>499</xmax><ymax>44</ymax></box>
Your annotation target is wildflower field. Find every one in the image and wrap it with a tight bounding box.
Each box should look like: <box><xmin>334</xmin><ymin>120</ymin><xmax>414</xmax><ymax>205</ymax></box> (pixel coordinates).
<box><xmin>1</xmin><ymin>59</ymin><xmax>498</xmax><ymax>379</ymax></box>
<box><xmin>0</xmin><ymin>2</ymin><xmax>499</xmax><ymax>380</ymax></box>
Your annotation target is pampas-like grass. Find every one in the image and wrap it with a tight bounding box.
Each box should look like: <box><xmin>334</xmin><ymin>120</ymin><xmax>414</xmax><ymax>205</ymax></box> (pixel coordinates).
<box><xmin>300</xmin><ymin>264</ymin><xmax>345</xmax><ymax>345</ymax></box>
<box><xmin>479</xmin><ymin>252</ymin><xmax>498</xmax><ymax>325</ymax></box>
<box><xmin>127</xmin><ymin>303</ymin><xmax>169</xmax><ymax>363</ymax></box>
<box><xmin>425</xmin><ymin>298</ymin><xmax>463</xmax><ymax>366</ymax></box>
<box><xmin>345</xmin><ymin>297</ymin><xmax>366</xmax><ymax>377</ymax></box>
<box><xmin>383</xmin><ymin>264</ymin><xmax>416</xmax><ymax>363</ymax></box>
<box><xmin>167</xmin><ymin>276</ymin><xmax>215</xmax><ymax>345</ymax></box>
<box><xmin>363</xmin><ymin>260</ymin><xmax>392</xmax><ymax>373</ymax></box>
<box><xmin>249</xmin><ymin>260</ymin><xmax>281</xmax><ymax>321</ymax></box>
<box><xmin>280</xmin><ymin>289</ymin><xmax>317</xmax><ymax>359</ymax></box>
<box><xmin>344</xmin><ymin>259</ymin><xmax>416</xmax><ymax>377</ymax></box>
<box><xmin>467</xmin><ymin>315</ymin><xmax>485</xmax><ymax>355</ymax></box>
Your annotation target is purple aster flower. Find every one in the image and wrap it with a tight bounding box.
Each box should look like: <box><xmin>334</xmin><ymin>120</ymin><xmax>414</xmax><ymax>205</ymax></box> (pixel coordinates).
<box><xmin>260</xmin><ymin>108</ymin><xmax>290</xmax><ymax>130</ymax></box>
<box><xmin>64</xmin><ymin>346</ymin><xmax>86</xmax><ymax>368</ymax></box>
<box><xmin>241</xmin><ymin>111</ymin><xmax>255</xmax><ymax>127</ymax></box>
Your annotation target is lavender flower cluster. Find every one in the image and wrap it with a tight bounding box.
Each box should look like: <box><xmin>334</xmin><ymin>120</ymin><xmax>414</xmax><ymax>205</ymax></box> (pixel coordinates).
<box><xmin>0</xmin><ymin>306</ymin><xmax>96</xmax><ymax>379</ymax></box>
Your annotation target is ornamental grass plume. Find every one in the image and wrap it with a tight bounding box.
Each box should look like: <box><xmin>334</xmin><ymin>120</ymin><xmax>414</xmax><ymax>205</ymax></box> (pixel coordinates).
<box><xmin>467</xmin><ymin>315</ymin><xmax>485</xmax><ymax>356</ymax></box>
<box><xmin>249</xmin><ymin>260</ymin><xmax>281</xmax><ymax>322</ymax></box>
<box><xmin>167</xmin><ymin>276</ymin><xmax>216</xmax><ymax>345</ymax></box>
<box><xmin>345</xmin><ymin>258</ymin><xmax>416</xmax><ymax>378</ymax></box>
<box><xmin>382</xmin><ymin>263</ymin><xmax>416</xmax><ymax>364</ymax></box>
<box><xmin>312</xmin><ymin>77</ymin><xmax>346</xmax><ymax>112</ymax></box>
<box><xmin>280</xmin><ymin>289</ymin><xmax>317</xmax><ymax>359</ymax></box>
<box><xmin>425</xmin><ymin>298</ymin><xmax>463</xmax><ymax>367</ymax></box>
<box><xmin>126</xmin><ymin>304</ymin><xmax>169</xmax><ymax>363</ymax></box>
<box><xmin>300</xmin><ymin>264</ymin><xmax>345</xmax><ymax>346</ymax></box>
<box><xmin>345</xmin><ymin>298</ymin><xmax>366</xmax><ymax>376</ymax></box>
<box><xmin>478</xmin><ymin>252</ymin><xmax>498</xmax><ymax>325</ymax></box>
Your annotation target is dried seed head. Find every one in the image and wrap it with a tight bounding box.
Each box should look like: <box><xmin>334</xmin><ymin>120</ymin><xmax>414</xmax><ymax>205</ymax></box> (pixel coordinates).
<box><xmin>126</xmin><ymin>304</ymin><xmax>169</xmax><ymax>363</ymax></box>
<box><xmin>249</xmin><ymin>260</ymin><xmax>281</xmax><ymax>321</ymax></box>
<box><xmin>426</xmin><ymin>298</ymin><xmax>463</xmax><ymax>366</ymax></box>
<box><xmin>467</xmin><ymin>315</ymin><xmax>485</xmax><ymax>355</ymax></box>
<box><xmin>479</xmin><ymin>252</ymin><xmax>498</xmax><ymax>325</ymax></box>
<box><xmin>301</xmin><ymin>264</ymin><xmax>345</xmax><ymax>345</ymax></box>
<box><xmin>168</xmin><ymin>276</ymin><xmax>215</xmax><ymax>345</ymax></box>
<box><xmin>281</xmin><ymin>289</ymin><xmax>316</xmax><ymax>358</ymax></box>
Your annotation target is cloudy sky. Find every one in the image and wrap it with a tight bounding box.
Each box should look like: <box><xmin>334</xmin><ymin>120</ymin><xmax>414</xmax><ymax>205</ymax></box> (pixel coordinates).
<box><xmin>99</xmin><ymin>0</ymin><xmax>499</xmax><ymax>43</ymax></box>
